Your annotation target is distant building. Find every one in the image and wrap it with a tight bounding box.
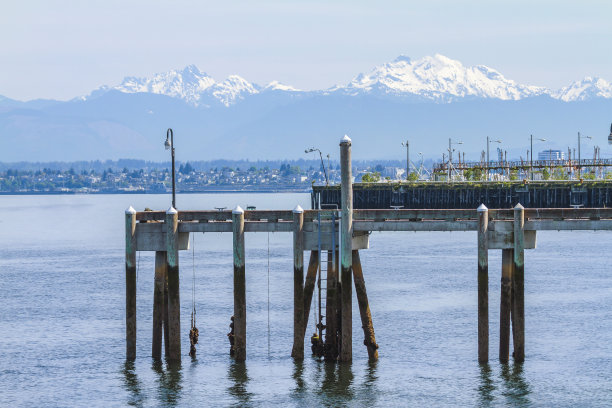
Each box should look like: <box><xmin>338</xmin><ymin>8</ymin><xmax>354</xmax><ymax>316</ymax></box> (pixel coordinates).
<box><xmin>538</xmin><ymin>149</ymin><xmax>565</xmax><ymax>161</ymax></box>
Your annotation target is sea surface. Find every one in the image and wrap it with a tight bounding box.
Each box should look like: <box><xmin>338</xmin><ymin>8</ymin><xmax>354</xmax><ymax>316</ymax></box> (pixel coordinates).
<box><xmin>1</xmin><ymin>193</ymin><xmax>611</xmax><ymax>407</ymax></box>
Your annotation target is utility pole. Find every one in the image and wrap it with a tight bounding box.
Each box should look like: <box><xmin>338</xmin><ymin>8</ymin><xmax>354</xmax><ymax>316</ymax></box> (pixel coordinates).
<box><xmin>401</xmin><ymin>140</ymin><xmax>410</xmax><ymax>180</ymax></box>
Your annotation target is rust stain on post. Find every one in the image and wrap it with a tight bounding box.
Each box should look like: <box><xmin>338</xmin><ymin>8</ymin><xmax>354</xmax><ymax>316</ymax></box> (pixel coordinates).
<box><xmin>291</xmin><ymin>206</ymin><xmax>305</xmax><ymax>359</ymax></box>
<box><xmin>477</xmin><ymin>204</ymin><xmax>489</xmax><ymax>363</ymax></box>
<box><xmin>512</xmin><ymin>203</ymin><xmax>525</xmax><ymax>362</ymax></box>
<box><xmin>352</xmin><ymin>250</ymin><xmax>378</xmax><ymax>361</ymax></box>
<box><xmin>232</xmin><ymin>206</ymin><xmax>247</xmax><ymax>361</ymax></box>
<box><xmin>125</xmin><ymin>206</ymin><xmax>137</xmax><ymax>360</ymax></box>
<box><xmin>152</xmin><ymin>251</ymin><xmax>167</xmax><ymax>359</ymax></box>
<box><xmin>165</xmin><ymin>207</ymin><xmax>181</xmax><ymax>362</ymax></box>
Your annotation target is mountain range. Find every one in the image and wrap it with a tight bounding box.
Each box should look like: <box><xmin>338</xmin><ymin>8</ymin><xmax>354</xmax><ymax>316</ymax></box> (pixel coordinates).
<box><xmin>1</xmin><ymin>54</ymin><xmax>611</xmax><ymax>162</ymax></box>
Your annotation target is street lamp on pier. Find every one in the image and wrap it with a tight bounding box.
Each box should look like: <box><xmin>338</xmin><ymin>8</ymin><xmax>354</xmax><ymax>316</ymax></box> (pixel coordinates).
<box><xmin>486</xmin><ymin>136</ymin><xmax>502</xmax><ymax>181</ymax></box>
<box><xmin>401</xmin><ymin>140</ymin><xmax>410</xmax><ymax>180</ymax></box>
<box><xmin>305</xmin><ymin>147</ymin><xmax>329</xmax><ymax>186</ymax></box>
<box><xmin>164</xmin><ymin>128</ymin><xmax>176</xmax><ymax>209</ymax></box>
<box><xmin>530</xmin><ymin>135</ymin><xmax>546</xmax><ymax>180</ymax></box>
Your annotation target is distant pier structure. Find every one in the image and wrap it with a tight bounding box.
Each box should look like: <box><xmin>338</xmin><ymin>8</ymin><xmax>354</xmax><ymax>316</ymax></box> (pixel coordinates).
<box><xmin>312</xmin><ymin>181</ymin><xmax>612</xmax><ymax>209</ymax></box>
<box><xmin>125</xmin><ymin>136</ymin><xmax>612</xmax><ymax>366</ymax></box>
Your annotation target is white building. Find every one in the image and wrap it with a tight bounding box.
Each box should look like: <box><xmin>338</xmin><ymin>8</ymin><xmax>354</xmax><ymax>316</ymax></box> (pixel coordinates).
<box><xmin>538</xmin><ymin>149</ymin><xmax>565</xmax><ymax>161</ymax></box>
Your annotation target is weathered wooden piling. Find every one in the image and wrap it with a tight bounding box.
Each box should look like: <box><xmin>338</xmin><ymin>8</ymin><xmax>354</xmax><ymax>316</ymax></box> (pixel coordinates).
<box><xmin>325</xmin><ymin>250</ymin><xmax>339</xmax><ymax>361</ymax></box>
<box><xmin>232</xmin><ymin>205</ymin><xmax>247</xmax><ymax>361</ymax></box>
<box><xmin>302</xmin><ymin>251</ymin><xmax>319</xmax><ymax>339</ymax></box>
<box><xmin>512</xmin><ymin>203</ymin><xmax>525</xmax><ymax>362</ymax></box>
<box><xmin>339</xmin><ymin>135</ymin><xmax>353</xmax><ymax>362</ymax></box>
<box><xmin>125</xmin><ymin>206</ymin><xmax>137</xmax><ymax>360</ymax></box>
<box><xmin>477</xmin><ymin>204</ymin><xmax>489</xmax><ymax>363</ymax></box>
<box><xmin>152</xmin><ymin>251</ymin><xmax>166</xmax><ymax>359</ymax></box>
<box><xmin>291</xmin><ymin>205</ymin><xmax>305</xmax><ymax>359</ymax></box>
<box><xmin>352</xmin><ymin>250</ymin><xmax>378</xmax><ymax>361</ymax></box>
<box><xmin>165</xmin><ymin>207</ymin><xmax>181</xmax><ymax>361</ymax></box>
<box><xmin>499</xmin><ymin>248</ymin><xmax>513</xmax><ymax>363</ymax></box>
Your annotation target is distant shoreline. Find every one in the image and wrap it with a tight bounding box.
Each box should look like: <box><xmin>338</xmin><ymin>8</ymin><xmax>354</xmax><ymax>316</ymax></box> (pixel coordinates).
<box><xmin>0</xmin><ymin>188</ymin><xmax>311</xmax><ymax>196</ymax></box>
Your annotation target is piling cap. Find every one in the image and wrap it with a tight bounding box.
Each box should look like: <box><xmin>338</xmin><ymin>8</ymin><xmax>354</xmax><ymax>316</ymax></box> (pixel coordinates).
<box><xmin>166</xmin><ymin>206</ymin><xmax>177</xmax><ymax>214</ymax></box>
<box><xmin>514</xmin><ymin>203</ymin><xmax>524</xmax><ymax>210</ymax></box>
<box><xmin>477</xmin><ymin>204</ymin><xmax>488</xmax><ymax>212</ymax></box>
<box><xmin>292</xmin><ymin>204</ymin><xmax>304</xmax><ymax>213</ymax></box>
<box><xmin>340</xmin><ymin>134</ymin><xmax>352</xmax><ymax>144</ymax></box>
<box><xmin>125</xmin><ymin>206</ymin><xmax>136</xmax><ymax>215</ymax></box>
<box><xmin>232</xmin><ymin>205</ymin><xmax>244</xmax><ymax>214</ymax></box>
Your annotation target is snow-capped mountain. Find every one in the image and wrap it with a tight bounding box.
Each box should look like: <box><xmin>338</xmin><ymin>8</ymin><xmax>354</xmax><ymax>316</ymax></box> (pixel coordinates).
<box><xmin>82</xmin><ymin>55</ymin><xmax>612</xmax><ymax>107</ymax></box>
<box><xmin>553</xmin><ymin>77</ymin><xmax>612</xmax><ymax>102</ymax></box>
<box><xmin>339</xmin><ymin>54</ymin><xmax>548</xmax><ymax>101</ymax></box>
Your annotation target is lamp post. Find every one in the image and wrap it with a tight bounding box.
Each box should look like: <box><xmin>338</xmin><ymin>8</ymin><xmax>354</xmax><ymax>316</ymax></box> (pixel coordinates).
<box><xmin>577</xmin><ymin>132</ymin><xmax>591</xmax><ymax>179</ymax></box>
<box><xmin>305</xmin><ymin>147</ymin><xmax>328</xmax><ymax>186</ymax></box>
<box><xmin>448</xmin><ymin>138</ymin><xmax>463</xmax><ymax>181</ymax></box>
<box><xmin>164</xmin><ymin>128</ymin><xmax>176</xmax><ymax>209</ymax></box>
<box><xmin>401</xmin><ymin>140</ymin><xmax>410</xmax><ymax>180</ymax></box>
<box><xmin>486</xmin><ymin>136</ymin><xmax>502</xmax><ymax>181</ymax></box>
<box><xmin>530</xmin><ymin>135</ymin><xmax>546</xmax><ymax>180</ymax></box>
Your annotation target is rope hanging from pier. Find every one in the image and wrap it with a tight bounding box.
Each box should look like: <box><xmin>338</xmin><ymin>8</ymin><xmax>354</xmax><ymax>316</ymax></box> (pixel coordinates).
<box><xmin>189</xmin><ymin>233</ymin><xmax>199</xmax><ymax>357</ymax></box>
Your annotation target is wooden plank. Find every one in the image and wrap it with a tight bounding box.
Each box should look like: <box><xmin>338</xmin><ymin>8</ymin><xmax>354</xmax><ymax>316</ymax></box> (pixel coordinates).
<box><xmin>303</xmin><ymin>231</ymin><xmax>369</xmax><ymax>251</ymax></box>
<box><xmin>525</xmin><ymin>220</ymin><xmax>612</xmax><ymax>230</ymax></box>
<box><xmin>487</xmin><ymin>230</ymin><xmax>536</xmax><ymax>250</ymax></box>
<box><xmin>353</xmin><ymin>220</ymin><xmax>478</xmax><ymax>232</ymax></box>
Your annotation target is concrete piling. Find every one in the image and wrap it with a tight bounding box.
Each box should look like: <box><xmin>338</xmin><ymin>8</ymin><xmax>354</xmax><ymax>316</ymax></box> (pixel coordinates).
<box><xmin>477</xmin><ymin>204</ymin><xmax>489</xmax><ymax>363</ymax></box>
<box><xmin>232</xmin><ymin>206</ymin><xmax>247</xmax><ymax>361</ymax></box>
<box><xmin>512</xmin><ymin>203</ymin><xmax>525</xmax><ymax>362</ymax></box>
<box><xmin>339</xmin><ymin>135</ymin><xmax>353</xmax><ymax>362</ymax></box>
<box><xmin>125</xmin><ymin>206</ymin><xmax>137</xmax><ymax>360</ymax></box>
<box><xmin>165</xmin><ymin>207</ymin><xmax>181</xmax><ymax>361</ymax></box>
<box><xmin>291</xmin><ymin>205</ymin><xmax>305</xmax><ymax>359</ymax></box>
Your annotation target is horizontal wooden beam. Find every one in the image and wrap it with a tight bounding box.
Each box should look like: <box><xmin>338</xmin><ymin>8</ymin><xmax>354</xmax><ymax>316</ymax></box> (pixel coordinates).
<box><xmin>353</xmin><ymin>220</ymin><xmax>478</xmax><ymax>232</ymax></box>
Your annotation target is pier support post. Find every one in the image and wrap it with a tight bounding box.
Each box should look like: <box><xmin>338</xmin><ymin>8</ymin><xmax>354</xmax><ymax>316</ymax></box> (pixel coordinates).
<box><xmin>477</xmin><ymin>204</ymin><xmax>489</xmax><ymax>363</ymax></box>
<box><xmin>499</xmin><ymin>248</ymin><xmax>513</xmax><ymax>363</ymax></box>
<box><xmin>325</xmin><ymin>250</ymin><xmax>339</xmax><ymax>361</ymax></box>
<box><xmin>163</xmin><ymin>264</ymin><xmax>170</xmax><ymax>358</ymax></box>
<box><xmin>291</xmin><ymin>205</ymin><xmax>305</xmax><ymax>359</ymax></box>
<box><xmin>512</xmin><ymin>203</ymin><xmax>525</xmax><ymax>362</ymax></box>
<box><xmin>165</xmin><ymin>207</ymin><xmax>181</xmax><ymax>361</ymax></box>
<box><xmin>152</xmin><ymin>251</ymin><xmax>167</xmax><ymax>359</ymax></box>
<box><xmin>125</xmin><ymin>206</ymin><xmax>137</xmax><ymax>360</ymax></box>
<box><xmin>352</xmin><ymin>250</ymin><xmax>378</xmax><ymax>361</ymax></box>
<box><xmin>232</xmin><ymin>206</ymin><xmax>247</xmax><ymax>361</ymax></box>
<box><xmin>302</xmin><ymin>251</ymin><xmax>319</xmax><ymax>340</ymax></box>
<box><xmin>339</xmin><ymin>135</ymin><xmax>353</xmax><ymax>362</ymax></box>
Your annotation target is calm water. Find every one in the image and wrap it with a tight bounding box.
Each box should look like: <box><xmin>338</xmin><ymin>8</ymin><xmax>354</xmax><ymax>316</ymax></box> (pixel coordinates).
<box><xmin>1</xmin><ymin>193</ymin><xmax>611</xmax><ymax>407</ymax></box>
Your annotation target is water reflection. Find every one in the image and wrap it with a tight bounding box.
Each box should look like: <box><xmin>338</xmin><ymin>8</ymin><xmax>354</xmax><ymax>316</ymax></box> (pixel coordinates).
<box><xmin>292</xmin><ymin>360</ymin><xmax>306</xmax><ymax>394</ymax></box>
<box><xmin>500</xmin><ymin>362</ymin><xmax>530</xmax><ymax>406</ymax></box>
<box><xmin>359</xmin><ymin>360</ymin><xmax>379</xmax><ymax>406</ymax></box>
<box><xmin>152</xmin><ymin>360</ymin><xmax>183</xmax><ymax>407</ymax></box>
<box><xmin>121</xmin><ymin>361</ymin><xmax>144</xmax><ymax>407</ymax></box>
<box><xmin>477</xmin><ymin>363</ymin><xmax>495</xmax><ymax>407</ymax></box>
<box><xmin>227</xmin><ymin>360</ymin><xmax>252</xmax><ymax>406</ymax></box>
<box><xmin>317</xmin><ymin>361</ymin><xmax>354</xmax><ymax>405</ymax></box>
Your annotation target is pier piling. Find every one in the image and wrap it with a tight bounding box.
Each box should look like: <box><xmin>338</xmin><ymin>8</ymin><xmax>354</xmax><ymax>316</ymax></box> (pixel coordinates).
<box><xmin>477</xmin><ymin>204</ymin><xmax>489</xmax><ymax>363</ymax></box>
<box><xmin>152</xmin><ymin>251</ymin><xmax>166</xmax><ymax>359</ymax></box>
<box><xmin>512</xmin><ymin>204</ymin><xmax>525</xmax><ymax>362</ymax></box>
<box><xmin>165</xmin><ymin>207</ymin><xmax>181</xmax><ymax>361</ymax></box>
<box><xmin>291</xmin><ymin>205</ymin><xmax>305</xmax><ymax>359</ymax></box>
<box><xmin>352</xmin><ymin>250</ymin><xmax>378</xmax><ymax>361</ymax></box>
<box><xmin>339</xmin><ymin>135</ymin><xmax>353</xmax><ymax>362</ymax></box>
<box><xmin>302</xmin><ymin>251</ymin><xmax>319</xmax><ymax>340</ymax></box>
<box><xmin>499</xmin><ymin>248</ymin><xmax>513</xmax><ymax>363</ymax></box>
<box><xmin>232</xmin><ymin>206</ymin><xmax>247</xmax><ymax>361</ymax></box>
<box><xmin>125</xmin><ymin>206</ymin><xmax>137</xmax><ymax>360</ymax></box>
<box><xmin>325</xmin><ymin>250</ymin><xmax>339</xmax><ymax>361</ymax></box>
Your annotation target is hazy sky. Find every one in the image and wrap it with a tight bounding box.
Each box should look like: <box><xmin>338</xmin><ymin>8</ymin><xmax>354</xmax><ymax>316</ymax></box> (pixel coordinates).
<box><xmin>2</xmin><ymin>0</ymin><xmax>611</xmax><ymax>101</ymax></box>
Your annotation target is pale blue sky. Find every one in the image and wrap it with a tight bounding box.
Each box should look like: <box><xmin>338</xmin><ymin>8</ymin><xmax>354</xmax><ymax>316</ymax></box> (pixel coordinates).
<box><xmin>2</xmin><ymin>0</ymin><xmax>611</xmax><ymax>100</ymax></box>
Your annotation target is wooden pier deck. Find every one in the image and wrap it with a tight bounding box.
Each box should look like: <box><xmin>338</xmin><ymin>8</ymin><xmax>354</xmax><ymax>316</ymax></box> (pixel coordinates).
<box><xmin>125</xmin><ymin>136</ymin><xmax>612</xmax><ymax>365</ymax></box>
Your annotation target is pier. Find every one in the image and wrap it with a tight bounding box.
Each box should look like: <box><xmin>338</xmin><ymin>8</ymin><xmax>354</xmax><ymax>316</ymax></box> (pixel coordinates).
<box><xmin>125</xmin><ymin>136</ymin><xmax>612</xmax><ymax>364</ymax></box>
